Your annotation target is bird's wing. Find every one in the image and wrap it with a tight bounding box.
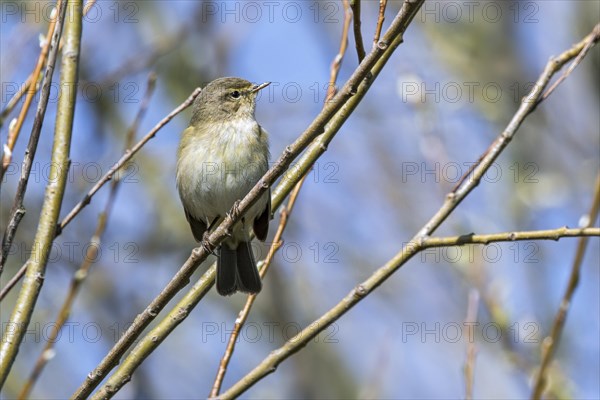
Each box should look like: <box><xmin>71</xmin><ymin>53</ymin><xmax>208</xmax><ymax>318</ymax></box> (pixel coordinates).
<box><xmin>253</xmin><ymin>189</ymin><xmax>271</xmax><ymax>242</ymax></box>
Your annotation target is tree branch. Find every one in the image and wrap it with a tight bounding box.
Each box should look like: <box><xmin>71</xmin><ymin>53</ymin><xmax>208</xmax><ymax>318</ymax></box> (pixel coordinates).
<box><xmin>350</xmin><ymin>0</ymin><xmax>366</xmax><ymax>62</ymax></box>
<box><xmin>16</xmin><ymin>74</ymin><xmax>157</xmax><ymax>400</ymax></box>
<box><xmin>219</xmin><ymin>224</ymin><xmax>599</xmax><ymax>398</ymax></box>
<box><xmin>0</xmin><ymin>0</ymin><xmax>82</xmax><ymax>386</ymax></box>
<box><xmin>373</xmin><ymin>0</ymin><xmax>388</xmax><ymax>47</ymax></box>
<box><xmin>0</xmin><ymin>0</ymin><xmax>62</xmax><ymax>180</ymax></box>
<box><xmin>531</xmin><ymin>175</ymin><xmax>600</xmax><ymax>398</ymax></box>
<box><xmin>325</xmin><ymin>0</ymin><xmax>352</xmax><ymax>102</ymax></box>
<box><xmin>72</xmin><ymin>2</ymin><xmax>426</xmax><ymax>398</ymax></box>
<box><xmin>217</xmin><ymin>26</ymin><xmax>600</xmax><ymax>398</ymax></box>
<box><xmin>209</xmin><ymin>176</ymin><xmax>306</xmax><ymax>398</ymax></box>
<box><xmin>464</xmin><ymin>289</ymin><xmax>479</xmax><ymax>400</ymax></box>
<box><xmin>0</xmin><ymin>0</ymin><xmax>68</xmax><ymax>273</ymax></box>
<box><xmin>0</xmin><ymin>85</ymin><xmax>200</xmax><ymax>300</ymax></box>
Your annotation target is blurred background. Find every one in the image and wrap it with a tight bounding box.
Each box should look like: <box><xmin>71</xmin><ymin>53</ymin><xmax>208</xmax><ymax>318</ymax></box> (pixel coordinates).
<box><xmin>1</xmin><ymin>1</ymin><xmax>599</xmax><ymax>398</ymax></box>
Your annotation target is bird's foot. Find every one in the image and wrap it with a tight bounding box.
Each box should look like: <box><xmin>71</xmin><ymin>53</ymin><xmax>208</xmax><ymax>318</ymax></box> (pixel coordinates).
<box><xmin>201</xmin><ymin>231</ymin><xmax>216</xmax><ymax>255</ymax></box>
<box><xmin>227</xmin><ymin>200</ymin><xmax>242</xmax><ymax>221</ymax></box>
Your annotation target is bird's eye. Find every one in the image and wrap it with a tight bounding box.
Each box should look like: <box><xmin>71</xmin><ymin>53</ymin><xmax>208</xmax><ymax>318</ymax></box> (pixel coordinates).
<box><xmin>230</xmin><ymin>90</ymin><xmax>241</xmax><ymax>99</ymax></box>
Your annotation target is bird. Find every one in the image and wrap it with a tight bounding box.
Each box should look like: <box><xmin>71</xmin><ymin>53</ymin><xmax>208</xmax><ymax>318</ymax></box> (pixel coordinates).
<box><xmin>176</xmin><ymin>77</ymin><xmax>271</xmax><ymax>296</ymax></box>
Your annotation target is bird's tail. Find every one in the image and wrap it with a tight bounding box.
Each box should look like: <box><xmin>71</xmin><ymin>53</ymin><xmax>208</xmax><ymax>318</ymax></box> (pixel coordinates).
<box><xmin>216</xmin><ymin>242</ymin><xmax>262</xmax><ymax>296</ymax></box>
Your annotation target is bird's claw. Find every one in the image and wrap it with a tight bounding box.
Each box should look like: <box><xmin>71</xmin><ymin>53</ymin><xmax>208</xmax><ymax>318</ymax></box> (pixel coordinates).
<box><xmin>227</xmin><ymin>200</ymin><xmax>242</xmax><ymax>221</ymax></box>
<box><xmin>201</xmin><ymin>231</ymin><xmax>215</xmax><ymax>255</ymax></box>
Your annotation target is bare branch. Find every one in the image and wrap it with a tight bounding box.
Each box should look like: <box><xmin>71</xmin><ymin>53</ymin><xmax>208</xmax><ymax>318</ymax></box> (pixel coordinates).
<box><xmin>74</xmin><ymin>3</ymin><xmax>426</xmax><ymax>398</ymax></box>
<box><xmin>210</xmin><ymin>176</ymin><xmax>306</xmax><ymax>397</ymax></box>
<box><xmin>325</xmin><ymin>0</ymin><xmax>353</xmax><ymax>102</ymax></box>
<box><xmin>217</xmin><ymin>26</ymin><xmax>600</xmax><ymax>398</ymax></box>
<box><xmin>57</xmin><ymin>87</ymin><xmax>200</xmax><ymax>233</ymax></box>
<box><xmin>0</xmin><ymin>82</ymin><xmax>197</xmax><ymax>299</ymax></box>
<box><xmin>464</xmin><ymin>289</ymin><xmax>479</xmax><ymax>400</ymax></box>
<box><xmin>0</xmin><ymin>0</ymin><xmax>62</xmax><ymax>180</ymax></box>
<box><xmin>0</xmin><ymin>0</ymin><xmax>82</xmax><ymax>385</ymax></box>
<box><xmin>0</xmin><ymin>0</ymin><xmax>68</xmax><ymax>274</ymax></box>
<box><xmin>540</xmin><ymin>24</ymin><xmax>600</xmax><ymax>102</ymax></box>
<box><xmin>373</xmin><ymin>0</ymin><xmax>388</xmax><ymax>47</ymax></box>
<box><xmin>218</xmin><ymin>225</ymin><xmax>599</xmax><ymax>398</ymax></box>
<box><xmin>351</xmin><ymin>0</ymin><xmax>366</xmax><ymax>62</ymax></box>
<box><xmin>531</xmin><ymin>175</ymin><xmax>600</xmax><ymax>398</ymax></box>
<box><xmin>16</xmin><ymin>73</ymin><xmax>157</xmax><ymax>400</ymax></box>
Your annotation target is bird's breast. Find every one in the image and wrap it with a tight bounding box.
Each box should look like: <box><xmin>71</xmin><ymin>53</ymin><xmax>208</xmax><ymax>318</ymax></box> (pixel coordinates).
<box><xmin>176</xmin><ymin>118</ymin><xmax>269</xmax><ymax>220</ymax></box>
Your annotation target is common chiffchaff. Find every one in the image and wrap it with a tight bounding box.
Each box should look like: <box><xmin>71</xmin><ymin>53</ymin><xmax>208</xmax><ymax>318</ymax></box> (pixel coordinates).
<box><xmin>176</xmin><ymin>77</ymin><xmax>271</xmax><ymax>296</ymax></box>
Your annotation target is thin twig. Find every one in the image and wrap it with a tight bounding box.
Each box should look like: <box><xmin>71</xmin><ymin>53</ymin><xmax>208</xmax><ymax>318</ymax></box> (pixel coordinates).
<box><xmin>217</xmin><ymin>27</ymin><xmax>600</xmax><ymax>398</ymax></box>
<box><xmin>0</xmin><ymin>0</ymin><xmax>102</xmax><ymax>143</ymax></box>
<box><xmin>0</xmin><ymin>86</ymin><xmax>200</xmax><ymax>300</ymax></box>
<box><xmin>218</xmin><ymin>232</ymin><xmax>597</xmax><ymax>399</ymax></box>
<box><xmin>83</xmin><ymin>0</ymin><xmax>97</xmax><ymax>15</ymax></box>
<box><xmin>74</xmin><ymin>3</ymin><xmax>426</xmax><ymax>398</ymax></box>
<box><xmin>0</xmin><ymin>264</ymin><xmax>26</xmax><ymax>300</ymax></box>
<box><xmin>451</xmin><ymin>24</ymin><xmax>599</xmax><ymax>197</ymax></box>
<box><xmin>431</xmin><ymin>25</ymin><xmax>600</xmax><ymax>230</ymax></box>
<box><xmin>0</xmin><ymin>0</ymin><xmax>82</xmax><ymax>386</ymax></box>
<box><xmin>373</xmin><ymin>0</ymin><xmax>388</xmax><ymax>47</ymax></box>
<box><xmin>540</xmin><ymin>24</ymin><xmax>600</xmax><ymax>102</ymax></box>
<box><xmin>0</xmin><ymin>0</ymin><xmax>62</xmax><ymax>181</ymax></box>
<box><xmin>269</xmin><ymin>3</ymin><xmax>408</xmax><ymax>211</ymax></box>
<box><xmin>58</xmin><ymin>87</ymin><xmax>200</xmax><ymax>233</ymax></box>
<box><xmin>464</xmin><ymin>289</ymin><xmax>479</xmax><ymax>400</ymax></box>
<box><xmin>211</xmin><ymin>9</ymin><xmax>360</xmax><ymax>392</ymax></box>
<box><xmin>0</xmin><ymin>0</ymin><xmax>69</xmax><ymax>274</ymax></box>
<box><xmin>210</xmin><ymin>175</ymin><xmax>306</xmax><ymax>398</ymax></box>
<box><xmin>419</xmin><ymin>227</ymin><xmax>599</xmax><ymax>247</ymax></box>
<box><xmin>0</xmin><ymin>75</ymin><xmax>33</xmax><ymax>129</ymax></box>
<box><xmin>350</xmin><ymin>0</ymin><xmax>366</xmax><ymax>62</ymax></box>
<box><xmin>16</xmin><ymin>73</ymin><xmax>157</xmax><ymax>400</ymax></box>
<box><xmin>325</xmin><ymin>0</ymin><xmax>352</xmax><ymax>102</ymax></box>
<box><xmin>531</xmin><ymin>175</ymin><xmax>600</xmax><ymax>399</ymax></box>
<box><xmin>457</xmin><ymin>242</ymin><xmax>566</xmax><ymax>398</ymax></box>
<box><xmin>96</xmin><ymin>28</ymin><xmax>187</xmax><ymax>87</ymax></box>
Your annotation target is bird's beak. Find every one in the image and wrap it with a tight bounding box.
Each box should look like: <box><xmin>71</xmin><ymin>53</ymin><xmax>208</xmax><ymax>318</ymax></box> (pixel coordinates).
<box><xmin>251</xmin><ymin>82</ymin><xmax>271</xmax><ymax>93</ymax></box>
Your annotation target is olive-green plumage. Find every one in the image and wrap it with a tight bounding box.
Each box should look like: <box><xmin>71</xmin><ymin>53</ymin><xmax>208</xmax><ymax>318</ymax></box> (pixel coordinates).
<box><xmin>176</xmin><ymin>77</ymin><xmax>271</xmax><ymax>296</ymax></box>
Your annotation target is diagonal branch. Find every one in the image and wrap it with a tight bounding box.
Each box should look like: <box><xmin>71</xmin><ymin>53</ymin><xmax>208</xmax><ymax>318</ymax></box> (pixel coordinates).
<box><xmin>218</xmin><ymin>225</ymin><xmax>598</xmax><ymax>399</ymax></box>
<box><xmin>540</xmin><ymin>24</ymin><xmax>600</xmax><ymax>102</ymax></box>
<box><xmin>73</xmin><ymin>2</ymin><xmax>426</xmax><ymax>398</ymax></box>
<box><xmin>217</xmin><ymin>26</ymin><xmax>600</xmax><ymax>398</ymax></box>
<box><xmin>0</xmin><ymin>86</ymin><xmax>200</xmax><ymax>301</ymax></box>
<box><xmin>16</xmin><ymin>74</ymin><xmax>157</xmax><ymax>400</ymax></box>
<box><xmin>209</xmin><ymin>170</ymin><xmax>307</xmax><ymax>398</ymax></box>
<box><xmin>210</xmin><ymin>6</ymin><xmax>363</xmax><ymax>392</ymax></box>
